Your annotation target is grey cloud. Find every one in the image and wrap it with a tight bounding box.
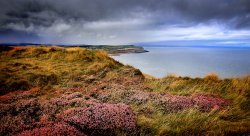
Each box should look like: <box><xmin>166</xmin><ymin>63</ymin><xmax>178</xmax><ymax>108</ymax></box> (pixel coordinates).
<box><xmin>1</xmin><ymin>0</ymin><xmax>250</xmax><ymax>29</ymax></box>
<box><xmin>0</xmin><ymin>0</ymin><xmax>250</xmax><ymax>44</ymax></box>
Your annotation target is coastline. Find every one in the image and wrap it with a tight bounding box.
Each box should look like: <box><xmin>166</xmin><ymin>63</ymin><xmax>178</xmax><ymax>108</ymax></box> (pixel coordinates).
<box><xmin>0</xmin><ymin>43</ymin><xmax>149</xmax><ymax>55</ymax></box>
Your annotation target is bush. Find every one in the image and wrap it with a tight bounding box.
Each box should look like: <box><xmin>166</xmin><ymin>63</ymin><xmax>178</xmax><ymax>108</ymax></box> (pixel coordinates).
<box><xmin>240</xmin><ymin>98</ymin><xmax>250</xmax><ymax>111</ymax></box>
<box><xmin>0</xmin><ymin>99</ymin><xmax>41</xmax><ymax>135</ymax></box>
<box><xmin>28</xmin><ymin>73</ymin><xmax>58</xmax><ymax>86</ymax></box>
<box><xmin>132</xmin><ymin>68</ymin><xmax>143</xmax><ymax>76</ymax></box>
<box><xmin>204</xmin><ymin>73</ymin><xmax>219</xmax><ymax>81</ymax></box>
<box><xmin>9</xmin><ymin>47</ymin><xmax>27</xmax><ymax>57</ymax></box>
<box><xmin>14</xmin><ymin>123</ymin><xmax>86</xmax><ymax>136</ymax></box>
<box><xmin>63</xmin><ymin>103</ymin><xmax>136</xmax><ymax>134</ymax></box>
<box><xmin>0</xmin><ymin>46</ymin><xmax>14</xmax><ymax>52</ymax></box>
<box><xmin>192</xmin><ymin>94</ymin><xmax>229</xmax><ymax>111</ymax></box>
<box><xmin>9</xmin><ymin>79</ymin><xmax>30</xmax><ymax>91</ymax></box>
<box><xmin>0</xmin><ymin>79</ymin><xmax>31</xmax><ymax>95</ymax></box>
<box><xmin>30</xmin><ymin>48</ymin><xmax>48</xmax><ymax>56</ymax></box>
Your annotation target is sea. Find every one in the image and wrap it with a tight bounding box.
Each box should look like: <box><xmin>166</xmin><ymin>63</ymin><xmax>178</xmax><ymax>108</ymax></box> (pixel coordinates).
<box><xmin>111</xmin><ymin>46</ymin><xmax>250</xmax><ymax>78</ymax></box>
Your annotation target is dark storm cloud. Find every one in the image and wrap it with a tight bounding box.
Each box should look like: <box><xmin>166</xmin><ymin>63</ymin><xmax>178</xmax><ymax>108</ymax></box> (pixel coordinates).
<box><xmin>0</xmin><ymin>29</ymin><xmax>41</xmax><ymax>43</ymax></box>
<box><xmin>1</xmin><ymin>0</ymin><xmax>250</xmax><ymax>29</ymax></box>
<box><xmin>0</xmin><ymin>0</ymin><xmax>135</xmax><ymax>28</ymax></box>
<box><xmin>0</xmin><ymin>0</ymin><xmax>250</xmax><ymax>44</ymax></box>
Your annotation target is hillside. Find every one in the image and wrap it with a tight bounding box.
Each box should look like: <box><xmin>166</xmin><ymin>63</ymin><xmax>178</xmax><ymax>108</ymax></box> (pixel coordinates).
<box><xmin>0</xmin><ymin>46</ymin><xmax>249</xmax><ymax>136</ymax></box>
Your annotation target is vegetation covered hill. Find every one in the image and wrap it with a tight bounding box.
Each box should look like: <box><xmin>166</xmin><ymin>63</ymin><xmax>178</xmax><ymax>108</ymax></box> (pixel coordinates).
<box><xmin>0</xmin><ymin>46</ymin><xmax>249</xmax><ymax>136</ymax></box>
<box><xmin>0</xmin><ymin>44</ymin><xmax>148</xmax><ymax>55</ymax></box>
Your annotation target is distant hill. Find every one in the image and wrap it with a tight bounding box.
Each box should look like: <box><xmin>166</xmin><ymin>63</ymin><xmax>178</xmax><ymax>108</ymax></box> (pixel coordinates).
<box><xmin>0</xmin><ymin>43</ymin><xmax>148</xmax><ymax>54</ymax></box>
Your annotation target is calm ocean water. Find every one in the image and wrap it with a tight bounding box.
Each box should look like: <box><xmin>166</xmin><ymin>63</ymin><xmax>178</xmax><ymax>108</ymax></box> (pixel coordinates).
<box><xmin>111</xmin><ymin>47</ymin><xmax>250</xmax><ymax>78</ymax></box>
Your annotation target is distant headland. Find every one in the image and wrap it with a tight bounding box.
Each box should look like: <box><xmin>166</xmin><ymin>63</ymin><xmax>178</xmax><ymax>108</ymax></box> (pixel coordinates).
<box><xmin>0</xmin><ymin>43</ymin><xmax>148</xmax><ymax>55</ymax></box>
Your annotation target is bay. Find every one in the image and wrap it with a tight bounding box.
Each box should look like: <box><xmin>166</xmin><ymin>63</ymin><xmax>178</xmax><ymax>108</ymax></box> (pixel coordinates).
<box><xmin>111</xmin><ymin>47</ymin><xmax>250</xmax><ymax>78</ymax></box>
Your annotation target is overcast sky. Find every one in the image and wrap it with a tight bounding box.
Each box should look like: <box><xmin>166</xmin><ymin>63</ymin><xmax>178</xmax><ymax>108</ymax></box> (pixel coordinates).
<box><xmin>0</xmin><ymin>0</ymin><xmax>250</xmax><ymax>46</ymax></box>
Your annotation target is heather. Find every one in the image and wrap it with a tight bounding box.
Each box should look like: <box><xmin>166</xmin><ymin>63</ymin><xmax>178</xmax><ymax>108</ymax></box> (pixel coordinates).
<box><xmin>62</xmin><ymin>103</ymin><xmax>136</xmax><ymax>135</ymax></box>
<box><xmin>0</xmin><ymin>46</ymin><xmax>249</xmax><ymax>135</ymax></box>
<box><xmin>14</xmin><ymin>123</ymin><xmax>86</xmax><ymax>136</ymax></box>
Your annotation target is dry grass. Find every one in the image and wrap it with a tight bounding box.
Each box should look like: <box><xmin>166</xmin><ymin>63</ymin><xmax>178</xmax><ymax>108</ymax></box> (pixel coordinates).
<box><xmin>0</xmin><ymin>46</ymin><xmax>123</xmax><ymax>94</ymax></box>
<box><xmin>142</xmin><ymin>75</ymin><xmax>250</xmax><ymax>135</ymax></box>
<box><xmin>204</xmin><ymin>73</ymin><xmax>220</xmax><ymax>81</ymax></box>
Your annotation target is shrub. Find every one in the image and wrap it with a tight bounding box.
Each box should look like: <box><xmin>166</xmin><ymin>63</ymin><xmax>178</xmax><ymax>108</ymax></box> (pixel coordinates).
<box><xmin>61</xmin><ymin>92</ymin><xmax>83</xmax><ymax>100</ymax></box>
<box><xmin>154</xmin><ymin>94</ymin><xmax>194</xmax><ymax>113</ymax></box>
<box><xmin>0</xmin><ymin>115</ymin><xmax>33</xmax><ymax>135</ymax></box>
<box><xmin>30</xmin><ymin>48</ymin><xmax>48</xmax><ymax>56</ymax></box>
<box><xmin>9</xmin><ymin>47</ymin><xmax>27</xmax><ymax>57</ymax></box>
<box><xmin>0</xmin><ymin>99</ymin><xmax>42</xmax><ymax>135</ymax></box>
<box><xmin>204</xmin><ymin>73</ymin><xmax>219</xmax><ymax>81</ymax></box>
<box><xmin>164</xmin><ymin>73</ymin><xmax>178</xmax><ymax>78</ymax></box>
<box><xmin>95</xmin><ymin>50</ymin><xmax>109</xmax><ymax>60</ymax></box>
<box><xmin>131</xmin><ymin>69</ymin><xmax>143</xmax><ymax>76</ymax></box>
<box><xmin>167</xmin><ymin>95</ymin><xmax>194</xmax><ymax>111</ymax></box>
<box><xmin>0</xmin><ymin>46</ymin><xmax>14</xmax><ymax>52</ymax></box>
<box><xmin>0</xmin><ymin>78</ymin><xmax>31</xmax><ymax>95</ymax></box>
<box><xmin>0</xmin><ymin>88</ymin><xmax>39</xmax><ymax>103</ymax></box>
<box><xmin>14</xmin><ymin>123</ymin><xmax>86</xmax><ymax>136</ymax></box>
<box><xmin>41</xmin><ymin>92</ymin><xmax>88</xmax><ymax>117</ymax></box>
<box><xmin>192</xmin><ymin>94</ymin><xmax>229</xmax><ymax>111</ymax></box>
<box><xmin>150</xmin><ymin>93</ymin><xmax>229</xmax><ymax>113</ymax></box>
<box><xmin>239</xmin><ymin>98</ymin><xmax>250</xmax><ymax>111</ymax></box>
<box><xmin>63</xmin><ymin>103</ymin><xmax>136</xmax><ymax>133</ymax></box>
<box><xmin>48</xmin><ymin>47</ymin><xmax>57</xmax><ymax>52</ymax></box>
<box><xmin>129</xmin><ymin>92</ymin><xmax>149</xmax><ymax>104</ymax></box>
<box><xmin>28</xmin><ymin>73</ymin><xmax>58</xmax><ymax>86</ymax></box>
<box><xmin>8</xmin><ymin>79</ymin><xmax>30</xmax><ymax>91</ymax></box>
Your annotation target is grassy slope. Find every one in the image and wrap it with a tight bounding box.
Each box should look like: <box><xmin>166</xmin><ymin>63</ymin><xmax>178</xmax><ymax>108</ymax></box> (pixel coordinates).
<box><xmin>142</xmin><ymin>75</ymin><xmax>250</xmax><ymax>135</ymax></box>
<box><xmin>0</xmin><ymin>46</ymin><xmax>249</xmax><ymax>136</ymax></box>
